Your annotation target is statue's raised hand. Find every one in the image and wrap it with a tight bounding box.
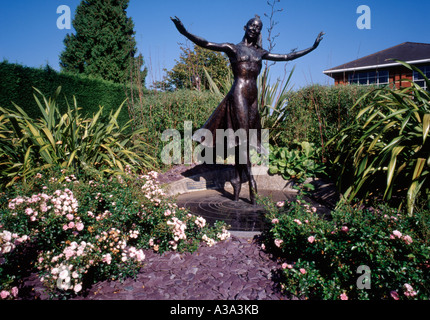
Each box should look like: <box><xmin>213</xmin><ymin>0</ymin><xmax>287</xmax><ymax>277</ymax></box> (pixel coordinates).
<box><xmin>171</xmin><ymin>16</ymin><xmax>187</xmax><ymax>35</ymax></box>
<box><xmin>313</xmin><ymin>31</ymin><xmax>325</xmax><ymax>48</ymax></box>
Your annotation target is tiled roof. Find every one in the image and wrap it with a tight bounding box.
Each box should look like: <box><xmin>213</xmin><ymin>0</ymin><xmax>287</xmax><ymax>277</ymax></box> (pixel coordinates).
<box><xmin>324</xmin><ymin>42</ymin><xmax>430</xmax><ymax>74</ymax></box>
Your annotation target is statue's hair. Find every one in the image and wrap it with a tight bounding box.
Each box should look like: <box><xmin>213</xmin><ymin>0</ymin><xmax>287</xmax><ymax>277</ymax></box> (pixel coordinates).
<box><xmin>243</xmin><ymin>15</ymin><xmax>263</xmax><ymax>48</ymax></box>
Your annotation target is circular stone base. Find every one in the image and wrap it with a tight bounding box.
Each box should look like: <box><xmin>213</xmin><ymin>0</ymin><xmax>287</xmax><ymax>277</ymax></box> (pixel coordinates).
<box><xmin>176</xmin><ymin>189</ymin><xmax>326</xmax><ymax>232</ymax></box>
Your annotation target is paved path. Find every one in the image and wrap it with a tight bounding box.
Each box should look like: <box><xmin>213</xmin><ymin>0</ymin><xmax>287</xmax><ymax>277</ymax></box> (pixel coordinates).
<box><xmin>71</xmin><ymin>236</ymin><xmax>288</xmax><ymax>300</ymax></box>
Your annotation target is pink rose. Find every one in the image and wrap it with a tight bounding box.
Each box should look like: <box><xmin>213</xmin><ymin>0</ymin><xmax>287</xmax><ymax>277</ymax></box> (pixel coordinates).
<box><xmin>276</xmin><ymin>201</ymin><xmax>285</xmax><ymax>207</ymax></box>
<box><xmin>393</xmin><ymin>230</ymin><xmax>402</xmax><ymax>238</ymax></box>
<box><xmin>403</xmin><ymin>283</ymin><xmax>417</xmax><ymax>297</ymax></box>
<box><xmin>76</xmin><ymin>222</ymin><xmax>84</xmax><ymax>231</ymax></box>
<box><xmin>390</xmin><ymin>291</ymin><xmax>400</xmax><ymax>300</ymax></box>
<box><xmin>68</xmin><ymin>222</ymin><xmax>75</xmax><ymax>229</ymax></box>
<box><xmin>340</xmin><ymin>293</ymin><xmax>348</xmax><ymax>300</ymax></box>
<box><xmin>272</xmin><ymin>218</ymin><xmax>279</xmax><ymax>224</ymax></box>
<box><xmin>299</xmin><ymin>268</ymin><xmax>306</xmax><ymax>274</ymax></box>
<box><xmin>307</xmin><ymin>236</ymin><xmax>315</xmax><ymax>243</ymax></box>
<box><xmin>341</xmin><ymin>226</ymin><xmax>349</xmax><ymax>233</ymax></box>
<box><xmin>0</xmin><ymin>290</ymin><xmax>10</xmax><ymax>299</ymax></box>
<box><xmin>11</xmin><ymin>287</ymin><xmax>19</xmax><ymax>298</ymax></box>
<box><xmin>74</xmin><ymin>283</ymin><xmax>82</xmax><ymax>293</ymax></box>
<box><xmin>403</xmin><ymin>235</ymin><xmax>413</xmax><ymax>245</ymax></box>
<box><xmin>274</xmin><ymin>239</ymin><xmax>283</xmax><ymax>248</ymax></box>
<box><xmin>293</xmin><ymin>219</ymin><xmax>302</xmax><ymax>225</ymax></box>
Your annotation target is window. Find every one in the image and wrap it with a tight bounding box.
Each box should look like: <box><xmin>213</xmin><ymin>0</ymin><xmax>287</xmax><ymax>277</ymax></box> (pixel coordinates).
<box><xmin>413</xmin><ymin>65</ymin><xmax>430</xmax><ymax>90</ymax></box>
<box><xmin>348</xmin><ymin>70</ymin><xmax>389</xmax><ymax>86</ymax></box>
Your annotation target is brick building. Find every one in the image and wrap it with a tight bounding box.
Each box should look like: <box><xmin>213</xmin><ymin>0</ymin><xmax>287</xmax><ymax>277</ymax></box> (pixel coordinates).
<box><xmin>323</xmin><ymin>42</ymin><xmax>430</xmax><ymax>89</ymax></box>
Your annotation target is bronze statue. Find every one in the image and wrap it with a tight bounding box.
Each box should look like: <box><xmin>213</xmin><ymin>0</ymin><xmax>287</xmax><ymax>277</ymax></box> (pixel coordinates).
<box><xmin>171</xmin><ymin>15</ymin><xmax>324</xmax><ymax>205</ymax></box>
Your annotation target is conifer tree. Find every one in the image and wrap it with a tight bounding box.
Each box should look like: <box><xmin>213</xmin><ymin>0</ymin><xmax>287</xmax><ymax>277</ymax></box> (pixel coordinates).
<box><xmin>59</xmin><ymin>0</ymin><xmax>146</xmax><ymax>84</ymax></box>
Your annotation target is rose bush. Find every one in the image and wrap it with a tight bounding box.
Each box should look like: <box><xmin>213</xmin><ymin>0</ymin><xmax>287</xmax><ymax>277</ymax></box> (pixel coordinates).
<box><xmin>261</xmin><ymin>196</ymin><xmax>430</xmax><ymax>300</ymax></box>
<box><xmin>0</xmin><ymin>166</ymin><xmax>230</xmax><ymax>299</ymax></box>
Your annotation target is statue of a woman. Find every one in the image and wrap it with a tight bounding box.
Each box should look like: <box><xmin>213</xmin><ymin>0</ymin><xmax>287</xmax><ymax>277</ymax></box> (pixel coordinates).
<box><xmin>171</xmin><ymin>15</ymin><xmax>324</xmax><ymax>205</ymax></box>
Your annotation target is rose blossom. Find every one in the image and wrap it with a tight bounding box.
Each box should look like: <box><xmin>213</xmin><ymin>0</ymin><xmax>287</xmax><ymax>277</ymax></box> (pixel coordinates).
<box><xmin>0</xmin><ymin>290</ymin><xmax>10</xmax><ymax>299</ymax></box>
<box><xmin>403</xmin><ymin>283</ymin><xmax>417</xmax><ymax>297</ymax></box>
<box><xmin>11</xmin><ymin>287</ymin><xmax>18</xmax><ymax>298</ymax></box>
<box><xmin>340</xmin><ymin>293</ymin><xmax>348</xmax><ymax>300</ymax></box>
<box><xmin>102</xmin><ymin>254</ymin><xmax>112</xmax><ymax>265</ymax></box>
<box><xmin>274</xmin><ymin>239</ymin><xmax>283</xmax><ymax>248</ymax></box>
<box><xmin>293</xmin><ymin>219</ymin><xmax>302</xmax><ymax>225</ymax></box>
<box><xmin>74</xmin><ymin>283</ymin><xmax>82</xmax><ymax>293</ymax></box>
<box><xmin>272</xmin><ymin>218</ymin><xmax>279</xmax><ymax>224</ymax></box>
<box><xmin>390</xmin><ymin>291</ymin><xmax>400</xmax><ymax>300</ymax></box>
<box><xmin>392</xmin><ymin>230</ymin><xmax>402</xmax><ymax>238</ymax></box>
<box><xmin>76</xmin><ymin>222</ymin><xmax>84</xmax><ymax>231</ymax></box>
<box><xmin>276</xmin><ymin>201</ymin><xmax>285</xmax><ymax>207</ymax></box>
<box><xmin>299</xmin><ymin>268</ymin><xmax>306</xmax><ymax>274</ymax></box>
<box><xmin>307</xmin><ymin>236</ymin><xmax>315</xmax><ymax>243</ymax></box>
<box><xmin>403</xmin><ymin>235</ymin><xmax>413</xmax><ymax>245</ymax></box>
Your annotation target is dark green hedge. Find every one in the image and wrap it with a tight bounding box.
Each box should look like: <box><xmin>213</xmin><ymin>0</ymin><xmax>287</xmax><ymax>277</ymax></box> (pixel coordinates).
<box><xmin>0</xmin><ymin>61</ymin><xmax>135</xmax><ymax>126</ymax></box>
<box><xmin>130</xmin><ymin>89</ymin><xmax>220</xmax><ymax>167</ymax></box>
<box><xmin>276</xmin><ymin>84</ymin><xmax>377</xmax><ymax>148</ymax></box>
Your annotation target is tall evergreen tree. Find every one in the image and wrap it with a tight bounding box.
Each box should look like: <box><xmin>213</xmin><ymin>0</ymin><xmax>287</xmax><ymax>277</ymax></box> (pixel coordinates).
<box><xmin>59</xmin><ymin>0</ymin><xmax>146</xmax><ymax>84</ymax></box>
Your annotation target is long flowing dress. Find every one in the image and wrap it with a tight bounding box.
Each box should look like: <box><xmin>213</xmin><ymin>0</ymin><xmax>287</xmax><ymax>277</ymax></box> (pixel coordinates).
<box><xmin>193</xmin><ymin>42</ymin><xmax>268</xmax><ymax>158</ymax></box>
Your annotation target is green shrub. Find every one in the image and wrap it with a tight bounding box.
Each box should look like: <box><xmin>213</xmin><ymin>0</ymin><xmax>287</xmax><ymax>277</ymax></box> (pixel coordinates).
<box><xmin>130</xmin><ymin>89</ymin><xmax>220</xmax><ymax>168</ymax></box>
<box><xmin>0</xmin><ymin>87</ymin><xmax>155</xmax><ymax>189</ymax></box>
<box><xmin>328</xmin><ymin>61</ymin><xmax>430</xmax><ymax>215</ymax></box>
<box><xmin>268</xmin><ymin>141</ymin><xmax>326</xmax><ymax>184</ymax></box>
<box><xmin>261</xmin><ymin>196</ymin><xmax>430</xmax><ymax>300</ymax></box>
<box><xmin>0</xmin><ymin>167</ymin><xmax>230</xmax><ymax>299</ymax></box>
<box><xmin>277</xmin><ymin>84</ymin><xmax>375</xmax><ymax>150</ymax></box>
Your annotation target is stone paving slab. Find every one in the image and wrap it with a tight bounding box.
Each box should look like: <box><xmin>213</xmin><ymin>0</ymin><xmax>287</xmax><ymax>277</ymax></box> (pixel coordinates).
<box><xmin>71</xmin><ymin>236</ymin><xmax>290</xmax><ymax>301</ymax></box>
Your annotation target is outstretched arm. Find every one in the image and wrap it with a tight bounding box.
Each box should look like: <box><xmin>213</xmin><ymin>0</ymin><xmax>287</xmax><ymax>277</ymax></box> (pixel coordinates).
<box><xmin>263</xmin><ymin>31</ymin><xmax>324</xmax><ymax>62</ymax></box>
<box><xmin>171</xmin><ymin>16</ymin><xmax>234</xmax><ymax>55</ymax></box>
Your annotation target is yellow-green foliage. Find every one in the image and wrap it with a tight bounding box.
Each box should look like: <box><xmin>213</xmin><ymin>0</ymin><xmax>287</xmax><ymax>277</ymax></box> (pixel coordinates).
<box><xmin>0</xmin><ymin>87</ymin><xmax>155</xmax><ymax>188</ymax></box>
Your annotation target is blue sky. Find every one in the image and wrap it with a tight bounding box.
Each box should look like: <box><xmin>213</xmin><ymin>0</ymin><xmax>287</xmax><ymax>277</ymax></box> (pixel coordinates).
<box><xmin>1</xmin><ymin>0</ymin><xmax>429</xmax><ymax>89</ymax></box>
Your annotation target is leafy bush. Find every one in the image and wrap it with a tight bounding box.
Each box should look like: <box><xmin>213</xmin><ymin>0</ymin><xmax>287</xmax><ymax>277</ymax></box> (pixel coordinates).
<box><xmin>261</xmin><ymin>196</ymin><xmax>430</xmax><ymax>300</ymax></box>
<box><xmin>0</xmin><ymin>87</ymin><xmax>154</xmax><ymax>188</ymax></box>
<box><xmin>129</xmin><ymin>89</ymin><xmax>220</xmax><ymax>168</ymax></box>
<box><xmin>0</xmin><ymin>167</ymin><xmax>230</xmax><ymax>299</ymax></box>
<box><xmin>277</xmin><ymin>84</ymin><xmax>376</xmax><ymax>151</ymax></box>
<box><xmin>268</xmin><ymin>141</ymin><xmax>326</xmax><ymax>184</ymax></box>
<box><xmin>329</xmin><ymin>61</ymin><xmax>430</xmax><ymax>215</ymax></box>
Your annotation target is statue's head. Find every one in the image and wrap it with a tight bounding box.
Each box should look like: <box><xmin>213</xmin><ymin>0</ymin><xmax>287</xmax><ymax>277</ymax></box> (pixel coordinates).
<box><xmin>243</xmin><ymin>15</ymin><xmax>263</xmax><ymax>48</ymax></box>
